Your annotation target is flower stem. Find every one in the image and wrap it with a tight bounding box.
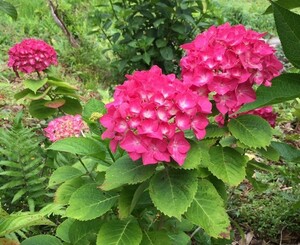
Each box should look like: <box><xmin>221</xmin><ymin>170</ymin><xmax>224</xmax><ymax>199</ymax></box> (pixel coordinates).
<box><xmin>76</xmin><ymin>154</ymin><xmax>95</xmax><ymax>181</ymax></box>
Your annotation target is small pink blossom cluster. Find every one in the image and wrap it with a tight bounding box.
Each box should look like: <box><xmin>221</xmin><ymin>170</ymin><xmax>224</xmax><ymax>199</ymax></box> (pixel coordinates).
<box><xmin>180</xmin><ymin>23</ymin><xmax>283</xmax><ymax>117</ymax></box>
<box><xmin>44</xmin><ymin>115</ymin><xmax>88</xmax><ymax>142</ymax></box>
<box><xmin>100</xmin><ymin>66</ymin><xmax>212</xmax><ymax>165</ymax></box>
<box><xmin>8</xmin><ymin>38</ymin><xmax>58</xmax><ymax>74</ymax></box>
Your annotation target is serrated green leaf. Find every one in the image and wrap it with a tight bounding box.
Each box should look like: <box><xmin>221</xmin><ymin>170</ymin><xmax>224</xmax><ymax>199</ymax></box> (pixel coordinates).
<box><xmin>240</xmin><ymin>74</ymin><xmax>300</xmax><ymax>112</ymax></box>
<box><xmin>228</xmin><ymin>115</ymin><xmax>272</xmax><ymax>148</ymax></box>
<box><xmin>0</xmin><ymin>0</ymin><xmax>17</xmax><ymax>20</ymax></box>
<box><xmin>69</xmin><ymin>219</ymin><xmax>103</xmax><ymax>245</ymax></box>
<box><xmin>48</xmin><ymin>137</ymin><xmax>105</xmax><ymax>159</ymax></box>
<box><xmin>29</xmin><ymin>100</ymin><xmax>57</xmax><ymax>119</ymax></box>
<box><xmin>272</xmin><ymin>1</ymin><xmax>300</xmax><ymax>68</ymax></box>
<box><xmin>66</xmin><ymin>183</ymin><xmax>118</xmax><ymax>221</ymax></box>
<box><xmin>257</xmin><ymin>146</ymin><xmax>280</xmax><ymax>161</ymax></box>
<box><xmin>160</xmin><ymin>47</ymin><xmax>174</xmax><ymax>60</ymax></box>
<box><xmin>168</xmin><ymin>232</ymin><xmax>190</xmax><ymax>245</ymax></box>
<box><xmin>185</xmin><ymin>179</ymin><xmax>230</xmax><ymax>238</ymax></box>
<box><xmin>141</xmin><ymin>231</ymin><xmax>171</xmax><ymax>245</ymax></box>
<box><xmin>265</xmin><ymin>0</ymin><xmax>300</xmax><ymax>14</ymax></box>
<box><xmin>23</xmin><ymin>78</ymin><xmax>48</xmax><ymax>94</ymax></box>
<box><xmin>101</xmin><ymin>155</ymin><xmax>156</xmax><ymax>191</ymax></box>
<box><xmin>181</xmin><ymin>141</ymin><xmax>203</xmax><ymax>169</ymax></box>
<box><xmin>205</xmin><ymin>125</ymin><xmax>228</xmax><ymax>138</ymax></box>
<box><xmin>82</xmin><ymin>99</ymin><xmax>106</xmax><ymax>120</ymax></box>
<box><xmin>149</xmin><ymin>168</ymin><xmax>198</xmax><ymax>219</ymax></box>
<box><xmin>271</xmin><ymin>141</ymin><xmax>300</xmax><ymax>161</ymax></box>
<box><xmin>49</xmin><ymin>166</ymin><xmax>84</xmax><ymax>188</ymax></box>
<box><xmin>206</xmin><ymin>146</ymin><xmax>247</xmax><ymax>186</ymax></box>
<box><xmin>55</xmin><ymin>178</ymin><xmax>86</xmax><ymax>205</ymax></box>
<box><xmin>0</xmin><ymin>214</ymin><xmax>55</xmax><ymax>236</ymax></box>
<box><xmin>61</xmin><ymin>97</ymin><xmax>82</xmax><ymax>115</ymax></box>
<box><xmin>118</xmin><ymin>185</ymin><xmax>138</xmax><ymax>219</ymax></box>
<box><xmin>56</xmin><ymin>218</ymin><xmax>74</xmax><ymax>243</ymax></box>
<box><xmin>96</xmin><ymin>218</ymin><xmax>142</xmax><ymax>245</ymax></box>
<box><xmin>21</xmin><ymin>235</ymin><xmax>62</xmax><ymax>245</ymax></box>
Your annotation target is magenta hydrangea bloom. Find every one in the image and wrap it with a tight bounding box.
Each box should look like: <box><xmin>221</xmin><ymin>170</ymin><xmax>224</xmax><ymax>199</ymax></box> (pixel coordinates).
<box><xmin>100</xmin><ymin>65</ymin><xmax>212</xmax><ymax>166</ymax></box>
<box><xmin>44</xmin><ymin>115</ymin><xmax>88</xmax><ymax>142</ymax></box>
<box><xmin>180</xmin><ymin>23</ymin><xmax>283</xmax><ymax>118</ymax></box>
<box><xmin>8</xmin><ymin>38</ymin><xmax>58</xmax><ymax>74</ymax></box>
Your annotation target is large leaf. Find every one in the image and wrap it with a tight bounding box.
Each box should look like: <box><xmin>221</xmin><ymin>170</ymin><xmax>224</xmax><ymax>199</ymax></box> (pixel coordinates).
<box><xmin>82</xmin><ymin>99</ymin><xmax>106</xmax><ymax>120</ymax></box>
<box><xmin>61</xmin><ymin>97</ymin><xmax>82</xmax><ymax>115</ymax></box>
<box><xmin>29</xmin><ymin>100</ymin><xmax>57</xmax><ymax>119</ymax></box>
<box><xmin>185</xmin><ymin>179</ymin><xmax>230</xmax><ymax>238</ymax></box>
<box><xmin>96</xmin><ymin>218</ymin><xmax>142</xmax><ymax>245</ymax></box>
<box><xmin>101</xmin><ymin>155</ymin><xmax>156</xmax><ymax>191</ymax></box>
<box><xmin>66</xmin><ymin>183</ymin><xmax>118</xmax><ymax>221</ymax></box>
<box><xmin>0</xmin><ymin>214</ymin><xmax>54</xmax><ymax>236</ymax></box>
<box><xmin>69</xmin><ymin>220</ymin><xmax>103</xmax><ymax>245</ymax></box>
<box><xmin>48</xmin><ymin>137</ymin><xmax>105</xmax><ymax>159</ymax></box>
<box><xmin>118</xmin><ymin>185</ymin><xmax>138</xmax><ymax>219</ymax></box>
<box><xmin>265</xmin><ymin>0</ymin><xmax>300</xmax><ymax>14</ymax></box>
<box><xmin>181</xmin><ymin>141</ymin><xmax>204</xmax><ymax>170</ymax></box>
<box><xmin>23</xmin><ymin>78</ymin><xmax>48</xmax><ymax>94</ymax></box>
<box><xmin>54</xmin><ymin>178</ymin><xmax>86</xmax><ymax>205</ymax></box>
<box><xmin>141</xmin><ymin>231</ymin><xmax>171</xmax><ymax>245</ymax></box>
<box><xmin>21</xmin><ymin>235</ymin><xmax>62</xmax><ymax>245</ymax></box>
<box><xmin>48</xmin><ymin>166</ymin><xmax>83</xmax><ymax>187</ymax></box>
<box><xmin>0</xmin><ymin>0</ymin><xmax>17</xmax><ymax>20</ymax></box>
<box><xmin>240</xmin><ymin>74</ymin><xmax>300</xmax><ymax>112</ymax></box>
<box><xmin>56</xmin><ymin>218</ymin><xmax>74</xmax><ymax>243</ymax></box>
<box><xmin>228</xmin><ymin>115</ymin><xmax>272</xmax><ymax>148</ymax></box>
<box><xmin>271</xmin><ymin>1</ymin><xmax>300</xmax><ymax>68</ymax></box>
<box><xmin>206</xmin><ymin>146</ymin><xmax>247</xmax><ymax>186</ymax></box>
<box><xmin>149</xmin><ymin>168</ymin><xmax>198</xmax><ymax>219</ymax></box>
<box><xmin>271</xmin><ymin>141</ymin><xmax>300</xmax><ymax>161</ymax></box>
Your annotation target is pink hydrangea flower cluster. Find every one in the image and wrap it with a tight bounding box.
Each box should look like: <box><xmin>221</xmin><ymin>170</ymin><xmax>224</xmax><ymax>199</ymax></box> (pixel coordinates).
<box><xmin>8</xmin><ymin>38</ymin><xmax>58</xmax><ymax>74</ymax></box>
<box><xmin>180</xmin><ymin>23</ymin><xmax>283</xmax><ymax>117</ymax></box>
<box><xmin>44</xmin><ymin>115</ymin><xmax>88</xmax><ymax>142</ymax></box>
<box><xmin>100</xmin><ymin>66</ymin><xmax>212</xmax><ymax>165</ymax></box>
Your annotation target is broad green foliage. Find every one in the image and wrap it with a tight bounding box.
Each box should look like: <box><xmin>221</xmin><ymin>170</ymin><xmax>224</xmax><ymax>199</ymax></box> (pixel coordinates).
<box><xmin>66</xmin><ymin>183</ymin><xmax>118</xmax><ymax>221</ymax></box>
<box><xmin>228</xmin><ymin>115</ymin><xmax>272</xmax><ymax>148</ymax></box>
<box><xmin>207</xmin><ymin>146</ymin><xmax>247</xmax><ymax>186</ymax></box>
<box><xmin>149</xmin><ymin>168</ymin><xmax>198</xmax><ymax>219</ymax></box>
<box><xmin>96</xmin><ymin>218</ymin><xmax>143</xmax><ymax>245</ymax></box>
<box><xmin>265</xmin><ymin>0</ymin><xmax>300</xmax><ymax>14</ymax></box>
<box><xmin>185</xmin><ymin>180</ymin><xmax>230</xmax><ymax>238</ymax></box>
<box><xmin>141</xmin><ymin>231</ymin><xmax>171</xmax><ymax>245</ymax></box>
<box><xmin>48</xmin><ymin>166</ymin><xmax>84</xmax><ymax>188</ymax></box>
<box><xmin>21</xmin><ymin>235</ymin><xmax>62</xmax><ymax>245</ymax></box>
<box><xmin>101</xmin><ymin>156</ymin><xmax>156</xmax><ymax>191</ymax></box>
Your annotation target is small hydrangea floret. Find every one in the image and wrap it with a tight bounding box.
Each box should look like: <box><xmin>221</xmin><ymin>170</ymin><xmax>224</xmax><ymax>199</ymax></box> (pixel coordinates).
<box><xmin>100</xmin><ymin>66</ymin><xmax>212</xmax><ymax>166</ymax></box>
<box><xmin>8</xmin><ymin>38</ymin><xmax>58</xmax><ymax>74</ymax></box>
<box><xmin>44</xmin><ymin>115</ymin><xmax>88</xmax><ymax>142</ymax></box>
<box><xmin>180</xmin><ymin>23</ymin><xmax>283</xmax><ymax>119</ymax></box>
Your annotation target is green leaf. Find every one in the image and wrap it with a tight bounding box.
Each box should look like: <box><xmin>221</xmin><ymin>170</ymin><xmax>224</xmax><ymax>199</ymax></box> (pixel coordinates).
<box><xmin>155</xmin><ymin>39</ymin><xmax>167</xmax><ymax>48</ymax></box>
<box><xmin>49</xmin><ymin>166</ymin><xmax>84</xmax><ymax>188</ymax></box>
<box><xmin>83</xmin><ymin>99</ymin><xmax>106</xmax><ymax>120</ymax></box>
<box><xmin>240</xmin><ymin>74</ymin><xmax>300</xmax><ymax>112</ymax></box>
<box><xmin>143</xmin><ymin>52</ymin><xmax>151</xmax><ymax>65</ymax></box>
<box><xmin>228</xmin><ymin>115</ymin><xmax>272</xmax><ymax>148</ymax></box>
<box><xmin>141</xmin><ymin>231</ymin><xmax>171</xmax><ymax>245</ymax></box>
<box><xmin>47</xmin><ymin>77</ymin><xmax>77</xmax><ymax>90</ymax></box>
<box><xmin>160</xmin><ymin>47</ymin><xmax>174</xmax><ymax>60</ymax></box>
<box><xmin>66</xmin><ymin>183</ymin><xmax>118</xmax><ymax>221</ymax></box>
<box><xmin>48</xmin><ymin>137</ymin><xmax>106</xmax><ymax>159</ymax></box>
<box><xmin>205</xmin><ymin>125</ymin><xmax>228</xmax><ymax>138</ymax></box>
<box><xmin>0</xmin><ymin>214</ymin><xmax>55</xmax><ymax>236</ymax></box>
<box><xmin>69</xmin><ymin>219</ymin><xmax>103</xmax><ymax>245</ymax></box>
<box><xmin>23</xmin><ymin>78</ymin><xmax>48</xmax><ymax>94</ymax></box>
<box><xmin>118</xmin><ymin>185</ymin><xmax>138</xmax><ymax>219</ymax></box>
<box><xmin>25</xmin><ymin>87</ymin><xmax>51</xmax><ymax>100</ymax></box>
<box><xmin>185</xmin><ymin>179</ymin><xmax>230</xmax><ymax>239</ymax></box>
<box><xmin>29</xmin><ymin>100</ymin><xmax>57</xmax><ymax>119</ymax></box>
<box><xmin>55</xmin><ymin>178</ymin><xmax>86</xmax><ymax>205</ymax></box>
<box><xmin>271</xmin><ymin>1</ymin><xmax>300</xmax><ymax>68</ymax></box>
<box><xmin>21</xmin><ymin>235</ymin><xmax>62</xmax><ymax>245</ymax></box>
<box><xmin>168</xmin><ymin>232</ymin><xmax>190</xmax><ymax>245</ymax></box>
<box><xmin>56</xmin><ymin>218</ymin><xmax>74</xmax><ymax>243</ymax></box>
<box><xmin>101</xmin><ymin>155</ymin><xmax>156</xmax><ymax>191</ymax></box>
<box><xmin>265</xmin><ymin>0</ymin><xmax>300</xmax><ymax>14</ymax></box>
<box><xmin>257</xmin><ymin>145</ymin><xmax>280</xmax><ymax>161</ymax></box>
<box><xmin>14</xmin><ymin>89</ymin><xmax>31</xmax><ymax>100</ymax></box>
<box><xmin>0</xmin><ymin>0</ymin><xmax>17</xmax><ymax>20</ymax></box>
<box><xmin>96</xmin><ymin>218</ymin><xmax>142</xmax><ymax>245</ymax></box>
<box><xmin>181</xmin><ymin>141</ymin><xmax>203</xmax><ymax>169</ymax></box>
<box><xmin>149</xmin><ymin>168</ymin><xmax>198</xmax><ymax>219</ymax></box>
<box><xmin>61</xmin><ymin>97</ymin><xmax>82</xmax><ymax>115</ymax></box>
<box><xmin>206</xmin><ymin>146</ymin><xmax>247</xmax><ymax>186</ymax></box>
<box><xmin>271</xmin><ymin>141</ymin><xmax>300</xmax><ymax>161</ymax></box>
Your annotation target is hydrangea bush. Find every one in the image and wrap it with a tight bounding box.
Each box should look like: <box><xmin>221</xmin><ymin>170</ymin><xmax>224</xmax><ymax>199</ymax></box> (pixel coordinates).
<box><xmin>7</xmin><ymin>2</ymin><xmax>300</xmax><ymax>243</ymax></box>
